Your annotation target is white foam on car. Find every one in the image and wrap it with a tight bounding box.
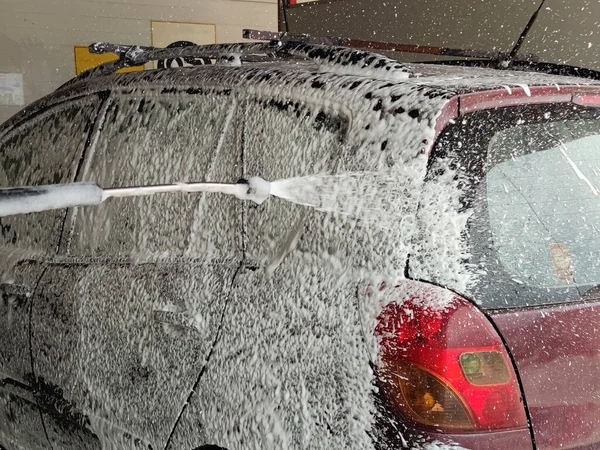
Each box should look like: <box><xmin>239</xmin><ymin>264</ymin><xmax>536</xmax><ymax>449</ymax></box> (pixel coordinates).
<box><xmin>4</xmin><ymin>55</ymin><xmax>586</xmax><ymax>449</ymax></box>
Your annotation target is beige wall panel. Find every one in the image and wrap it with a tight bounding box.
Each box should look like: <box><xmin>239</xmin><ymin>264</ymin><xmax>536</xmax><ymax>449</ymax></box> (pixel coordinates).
<box><xmin>0</xmin><ymin>0</ymin><xmax>277</xmax><ymax>124</ymax></box>
<box><xmin>151</xmin><ymin>21</ymin><xmax>216</xmax><ymax>47</ymax></box>
<box><xmin>0</xmin><ymin>0</ymin><xmax>275</xmax><ymax>24</ymax></box>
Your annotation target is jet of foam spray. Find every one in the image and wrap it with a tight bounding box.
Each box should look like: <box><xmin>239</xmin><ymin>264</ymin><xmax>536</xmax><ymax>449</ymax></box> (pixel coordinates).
<box><xmin>0</xmin><ymin>172</ymin><xmax>404</xmax><ymax>228</ymax></box>
<box><xmin>269</xmin><ymin>172</ymin><xmax>406</xmax><ymax>228</ymax></box>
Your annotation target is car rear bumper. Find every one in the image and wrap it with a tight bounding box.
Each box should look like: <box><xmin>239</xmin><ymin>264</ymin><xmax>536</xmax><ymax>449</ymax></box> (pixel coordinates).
<box><xmin>405</xmin><ymin>427</ymin><xmax>533</xmax><ymax>450</ymax></box>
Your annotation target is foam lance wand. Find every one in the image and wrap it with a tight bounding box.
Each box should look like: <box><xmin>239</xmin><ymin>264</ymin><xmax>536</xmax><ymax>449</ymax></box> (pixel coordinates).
<box><xmin>0</xmin><ymin>177</ymin><xmax>272</xmax><ymax>217</ymax></box>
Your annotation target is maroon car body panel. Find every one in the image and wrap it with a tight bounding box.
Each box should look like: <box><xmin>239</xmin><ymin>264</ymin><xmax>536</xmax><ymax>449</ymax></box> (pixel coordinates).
<box><xmin>425</xmin><ymin>88</ymin><xmax>600</xmax><ymax>449</ymax></box>
<box><xmin>433</xmin><ymin>86</ymin><xmax>600</xmax><ymax>144</ymax></box>
<box><xmin>459</xmin><ymin>85</ymin><xmax>600</xmax><ymax>114</ymax></box>
<box><xmin>489</xmin><ymin>301</ymin><xmax>600</xmax><ymax>449</ymax></box>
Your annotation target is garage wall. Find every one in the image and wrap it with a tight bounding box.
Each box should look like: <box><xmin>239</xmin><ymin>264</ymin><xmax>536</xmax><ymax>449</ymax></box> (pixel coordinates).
<box><xmin>0</xmin><ymin>0</ymin><xmax>277</xmax><ymax>125</ymax></box>
<box><xmin>286</xmin><ymin>0</ymin><xmax>600</xmax><ymax>69</ymax></box>
<box><xmin>286</xmin><ymin>0</ymin><xmax>536</xmax><ymax>58</ymax></box>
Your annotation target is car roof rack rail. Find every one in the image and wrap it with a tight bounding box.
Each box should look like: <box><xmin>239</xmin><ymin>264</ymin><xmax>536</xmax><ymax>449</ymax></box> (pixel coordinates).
<box><xmin>78</xmin><ymin>36</ymin><xmax>414</xmax><ymax>82</ymax></box>
<box><xmin>76</xmin><ymin>29</ymin><xmax>597</xmax><ymax>84</ymax></box>
<box><xmin>242</xmin><ymin>29</ymin><xmax>539</xmax><ymax>63</ymax></box>
<box><xmin>82</xmin><ymin>41</ymin><xmax>278</xmax><ymax>77</ymax></box>
<box><xmin>245</xmin><ymin>29</ymin><xmax>600</xmax><ymax>80</ymax></box>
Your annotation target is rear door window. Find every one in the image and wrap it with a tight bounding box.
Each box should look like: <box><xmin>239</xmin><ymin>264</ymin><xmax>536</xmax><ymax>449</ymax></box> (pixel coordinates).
<box><xmin>65</xmin><ymin>89</ymin><xmax>243</xmax><ymax>261</ymax></box>
<box><xmin>425</xmin><ymin>103</ymin><xmax>600</xmax><ymax>309</ymax></box>
<box><xmin>243</xmin><ymin>98</ymin><xmax>349</xmax><ymax>263</ymax></box>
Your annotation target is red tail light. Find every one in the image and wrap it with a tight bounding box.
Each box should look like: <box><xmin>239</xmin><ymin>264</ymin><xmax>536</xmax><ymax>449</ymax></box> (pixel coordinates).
<box><xmin>373</xmin><ymin>283</ymin><xmax>527</xmax><ymax>431</ymax></box>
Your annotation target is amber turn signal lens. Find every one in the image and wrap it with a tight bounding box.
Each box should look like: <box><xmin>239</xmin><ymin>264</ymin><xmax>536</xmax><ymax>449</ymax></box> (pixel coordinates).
<box><xmin>380</xmin><ymin>365</ymin><xmax>473</xmax><ymax>429</ymax></box>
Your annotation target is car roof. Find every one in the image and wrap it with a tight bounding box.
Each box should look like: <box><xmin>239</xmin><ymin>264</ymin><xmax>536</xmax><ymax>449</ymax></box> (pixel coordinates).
<box><xmin>239</xmin><ymin>58</ymin><xmax>600</xmax><ymax>89</ymax></box>
<box><xmin>3</xmin><ymin>45</ymin><xmax>600</xmax><ymax>137</ymax></box>
<box><xmin>402</xmin><ymin>62</ymin><xmax>600</xmax><ymax>93</ymax></box>
<box><xmin>58</xmin><ymin>56</ymin><xmax>600</xmax><ymax>106</ymax></box>
<box><xmin>63</xmin><ymin>40</ymin><xmax>600</xmax><ymax>96</ymax></box>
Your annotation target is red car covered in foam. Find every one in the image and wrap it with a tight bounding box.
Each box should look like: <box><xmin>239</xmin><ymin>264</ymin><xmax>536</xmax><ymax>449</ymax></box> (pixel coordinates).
<box><xmin>0</xmin><ymin>37</ymin><xmax>599</xmax><ymax>450</ymax></box>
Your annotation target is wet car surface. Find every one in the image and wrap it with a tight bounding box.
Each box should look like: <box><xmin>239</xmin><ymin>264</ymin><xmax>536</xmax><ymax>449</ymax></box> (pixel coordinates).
<box><xmin>1</xmin><ymin>41</ymin><xmax>600</xmax><ymax>450</ymax></box>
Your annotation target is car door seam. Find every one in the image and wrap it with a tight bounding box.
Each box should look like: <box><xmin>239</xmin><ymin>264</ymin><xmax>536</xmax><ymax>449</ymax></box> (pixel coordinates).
<box><xmin>164</xmin><ymin>93</ymin><xmax>246</xmax><ymax>450</ymax></box>
<box><xmin>162</xmin><ymin>259</ymin><xmax>245</xmax><ymax>450</ymax></box>
<box><xmin>26</xmin><ymin>264</ymin><xmax>54</xmax><ymax>450</ymax></box>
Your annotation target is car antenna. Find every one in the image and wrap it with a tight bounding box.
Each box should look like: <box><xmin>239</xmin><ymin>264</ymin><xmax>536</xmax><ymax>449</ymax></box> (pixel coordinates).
<box><xmin>281</xmin><ymin>0</ymin><xmax>291</xmax><ymax>34</ymax></box>
<box><xmin>505</xmin><ymin>0</ymin><xmax>547</xmax><ymax>65</ymax></box>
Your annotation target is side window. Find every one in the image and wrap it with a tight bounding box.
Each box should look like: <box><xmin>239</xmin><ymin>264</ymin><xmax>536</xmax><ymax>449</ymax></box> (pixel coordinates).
<box><xmin>244</xmin><ymin>99</ymin><xmax>348</xmax><ymax>178</ymax></box>
<box><xmin>242</xmin><ymin>98</ymin><xmax>349</xmax><ymax>261</ymax></box>
<box><xmin>0</xmin><ymin>99</ymin><xmax>100</xmax><ymax>256</ymax></box>
<box><xmin>67</xmin><ymin>91</ymin><xmax>242</xmax><ymax>260</ymax></box>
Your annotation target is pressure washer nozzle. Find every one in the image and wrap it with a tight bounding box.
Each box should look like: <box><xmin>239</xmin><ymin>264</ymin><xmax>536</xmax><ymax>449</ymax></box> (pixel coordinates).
<box><xmin>235</xmin><ymin>176</ymin><xmax>271</xmax><ymax>204</ymax></box>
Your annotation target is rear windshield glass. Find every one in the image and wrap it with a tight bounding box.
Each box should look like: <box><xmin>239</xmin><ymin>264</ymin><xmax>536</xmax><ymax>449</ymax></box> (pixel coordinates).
<box><xmin>486</xmin><ymin>120</ymin><xmax>600</xmax><ymax>289</ymax></box>
<box><xmin>431</xmin><ymin>104</ymin><xmax>600</xmax><ymax>309</ymax></box>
